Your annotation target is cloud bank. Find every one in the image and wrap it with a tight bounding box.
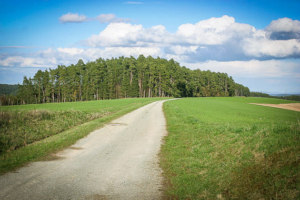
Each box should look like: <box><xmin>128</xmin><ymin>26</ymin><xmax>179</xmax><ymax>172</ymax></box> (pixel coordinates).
<box><xmin>83</xmin><ymin>15</ymin><xmax>300</xmax><ymax>62</ymax></box>
<box><xmin>0</xmin><ymin>47</ymin><xmax>160</xmax><ymax>68</ymax></box>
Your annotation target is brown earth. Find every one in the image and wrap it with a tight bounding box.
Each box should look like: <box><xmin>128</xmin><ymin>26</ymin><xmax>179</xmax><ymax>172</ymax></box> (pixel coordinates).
<box><xmin>250</xmin><ymin>103</ymin><xmax>300</xmax><ymax>112</ymax></box>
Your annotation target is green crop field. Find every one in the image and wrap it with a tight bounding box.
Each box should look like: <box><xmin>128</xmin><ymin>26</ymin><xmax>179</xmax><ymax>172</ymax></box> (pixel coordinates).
<box><xmin>161</xmin><ymin>97</ymin><xmax>300</xmax><ymax>199</ymax></box>
<box><xmin>0</xmin><ymin>97</ymin><xmax>169</xmax><ymax>174</ymax></box>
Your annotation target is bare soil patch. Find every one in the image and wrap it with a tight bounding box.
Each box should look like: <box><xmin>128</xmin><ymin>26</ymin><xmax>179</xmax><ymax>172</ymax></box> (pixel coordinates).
<box><xmin>250</xmin><ymin>103</ymin><xmax>300</xmax><ymax>112</ymax></box>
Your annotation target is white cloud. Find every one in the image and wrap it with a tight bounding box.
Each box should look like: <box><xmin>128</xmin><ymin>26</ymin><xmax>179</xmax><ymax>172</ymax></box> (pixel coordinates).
<box><xmin>84</xmin><ymin>23</ymin><xmax>169</xmax><ymax>48</ymax></box>
<box><xmin>59</xmin><ymin>13</ymin><xmax>87</xmax><ymax>23</ymax></box>
<box><xmin>0</xmin><ymin>56</ymin><xmax>56</xmax><ymax>68</ymax></box>
<box><xmin>243</xmin><ymin>38</ymin><xmax>300</xmax><ymax>58</ymax></box>
<box><xmin>96</xmin><ymin>14</ymin><xmax>131</xmax><ymax>23</ymax></box>
<box><xmin>265</xmin><ymin>18</ymin><xmax>300</xmax><ymax>41</ymax></box>
<box><xmin>266</xmin><ymin>18</ymin><xmax>300</xmax><ymax>33</ymax></box>
<box><xmin>84</xmin><ymin>16</ymin><xmax>300</xmax><ymax>61</ymax></box>
<box><xmin>176</xmin><ymin>15</ymin><xmax>235</xmax><ymax>45</ymax></box>
<box><xmin>86</xmin><ymin>15</ymin><xmax>240</xmax><ymax>47</ymax></box>
<box><xmin>174</xmin><ymin>15</ymin><xmax>255</xmax><ymax>45</ymax></box>
<box><xmin>85</xmin><ymin>23</ymin><xmax>144</xmax><ymax>47</ymax></box>
<box><xmin>167</xmin><ymin>45</ymin><xmax>198</xmax><ymax>55</ymax></box>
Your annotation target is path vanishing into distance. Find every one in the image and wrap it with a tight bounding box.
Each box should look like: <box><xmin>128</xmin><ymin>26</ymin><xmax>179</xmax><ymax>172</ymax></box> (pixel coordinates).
<box><xmin>0</xmin><ymin>100</ymin><xmax>172</xmax><ymax>200</ymax></box>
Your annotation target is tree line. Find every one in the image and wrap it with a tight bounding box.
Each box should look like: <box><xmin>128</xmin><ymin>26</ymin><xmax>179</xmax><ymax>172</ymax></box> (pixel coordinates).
<box><xmin>1</xmin><ymin>55</ymin><xmax>250</xmax><ymax>105</ymax></box>
<box><xmin>250</xmin><ymin>92</ymin><xmax>300</xmax><ymax>101</ymax></box>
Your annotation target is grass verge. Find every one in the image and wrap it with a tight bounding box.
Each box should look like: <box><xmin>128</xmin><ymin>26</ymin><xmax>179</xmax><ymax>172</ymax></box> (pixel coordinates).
<box><xmin>161</xmin><ymin>97</ymin><xmax>300</xmax><ymax>199</ymax></box>
<box><xmin>0</xmin><ymin>98</ymin><xmax>169</xmax><ymax>175</ymax></box>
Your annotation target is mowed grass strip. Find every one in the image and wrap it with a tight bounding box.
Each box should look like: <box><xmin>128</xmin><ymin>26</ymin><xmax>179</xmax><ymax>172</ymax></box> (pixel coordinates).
<box><xmin>0</xmin><ymin>98</ymin><xmax>169</xmax><ymax>174</ymax></box>
<box><xmin>161</xmin><ymin>97</ymin><xmax>300</xmax><ymax>199</ymax></box>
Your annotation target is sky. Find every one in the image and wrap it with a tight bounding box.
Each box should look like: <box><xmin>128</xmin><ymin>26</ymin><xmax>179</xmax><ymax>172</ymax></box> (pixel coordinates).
<box><xmin>0</xmin><ymin>0</ymin><xmax>300</xmax><ymax>94</ymax></box>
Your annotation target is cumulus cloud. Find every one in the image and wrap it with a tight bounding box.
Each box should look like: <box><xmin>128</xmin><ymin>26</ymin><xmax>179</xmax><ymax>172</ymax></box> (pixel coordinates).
<box><xmin>265</xmin><ymin>18</ymin><xmax>300</xmax><ymax>40</ymax></box>
<box><xmin>84</xmin><ymin>15</ymin><xmax>300</xmax><ymax>62</ymax></box>
<box><xmin>84</xmin><ymin>23</ymin><xmax>169</xmax><ymax>47</ymax></box>
<box><xmin>83</xmin><ymin>15</ymin><xmax>300</xmax><ymax>61</ymax></box>
<box><xmin>84</xmin><ymin>23</ymin><xmax>144</xmax><ymax>47</ymax></box>
<box><xmin>59</xmin><ymin>13</ymin><xmax>87</xmax><ymax>23</ymax></box>
<box><xmin>175</xmin><ymin>15</ymin><xmax>240</xmax><ymax>45</ymax></box>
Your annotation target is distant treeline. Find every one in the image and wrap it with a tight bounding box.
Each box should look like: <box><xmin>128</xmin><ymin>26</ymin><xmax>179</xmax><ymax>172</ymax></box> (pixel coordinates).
<box><xmin>250</xmin><ymin>92</ymin><xmax>271</xmax><ymax>97</ymax></box>
<box><xmin>1</xmin><ymin>55</ymin><xmax>250</xmax><ymax>105</ymax></box>
<box><xmin>0</xmin><ymin>84</ymin><xmax>18</xmax><ymax>96</ymax></box>
<box><xmin>250</xmin><ymin>92</ymin><xmax>300</xmax><ymax>101</ymax></box>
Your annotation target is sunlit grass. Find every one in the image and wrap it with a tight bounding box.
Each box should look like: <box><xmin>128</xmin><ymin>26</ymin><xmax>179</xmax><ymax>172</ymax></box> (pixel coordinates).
<box><xmin>161</xmin><ymin>97</ymin><xmax>300</xmax><ymax>199</ymax></box>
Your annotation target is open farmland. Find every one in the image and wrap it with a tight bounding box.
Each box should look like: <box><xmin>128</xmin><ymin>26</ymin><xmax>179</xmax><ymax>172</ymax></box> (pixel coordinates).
<box><xmin>161</xmin><ymin>97</ymin><xmax>300</xmax><ymax>199</ymax></box>
<box><xmin>0</xmin><ymin>97</ymin><xmax>169</xmax><ymax>174</ymax></box>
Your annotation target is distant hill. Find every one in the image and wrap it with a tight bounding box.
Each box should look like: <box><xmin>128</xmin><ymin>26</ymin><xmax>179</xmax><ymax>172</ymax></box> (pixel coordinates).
<box><xmin>0</xmin><ymin>84</ymin><xmax>18</xmax><ymax>96</ymax></box>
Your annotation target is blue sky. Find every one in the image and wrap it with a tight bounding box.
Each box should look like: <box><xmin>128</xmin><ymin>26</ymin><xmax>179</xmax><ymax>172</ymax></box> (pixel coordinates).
<box><xmin>1</xmin><ymin>0</ymin><xmax>300</xmax><ymax>94</ymax></box>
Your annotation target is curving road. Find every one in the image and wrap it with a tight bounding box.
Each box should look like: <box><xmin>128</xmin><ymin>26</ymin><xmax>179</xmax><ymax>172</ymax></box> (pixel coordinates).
<box><xmin>0</xmin><ymin>100</ymin><xmax>170</xmax><ymax>200</ymax></box>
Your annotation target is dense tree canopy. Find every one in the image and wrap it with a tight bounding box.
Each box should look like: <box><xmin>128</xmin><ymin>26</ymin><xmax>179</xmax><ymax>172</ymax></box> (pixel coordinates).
<box><xmin>8</xmin><ymin>55</ymin><xmax>250</xmax><ymax>105</ymax></box>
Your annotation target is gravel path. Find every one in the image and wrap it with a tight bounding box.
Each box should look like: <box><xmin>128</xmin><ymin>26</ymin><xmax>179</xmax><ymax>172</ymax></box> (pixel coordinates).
<box><xmin>0</xmin><ymin>100</ymin><xmax>170</xmax><ymax>200</ymax></box>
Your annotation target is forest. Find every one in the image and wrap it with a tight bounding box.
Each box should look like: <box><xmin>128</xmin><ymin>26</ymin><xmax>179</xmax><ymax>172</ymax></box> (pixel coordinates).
<box><xmin>1</xmin><ymin>55</ymin><xmax>250</xmax><ymax>105</ymax></box>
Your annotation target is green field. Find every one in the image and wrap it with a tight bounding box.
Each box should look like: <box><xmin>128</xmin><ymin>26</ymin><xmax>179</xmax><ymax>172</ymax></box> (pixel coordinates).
<box><xmin>0</xmin><ymin>97</ymin><xmax>169</xmax><ymax>174</ymax></box>
<box><xmin>161</xmin><ymin>97</ymin><xmax>300</xmax><ymax>199</ymax></box>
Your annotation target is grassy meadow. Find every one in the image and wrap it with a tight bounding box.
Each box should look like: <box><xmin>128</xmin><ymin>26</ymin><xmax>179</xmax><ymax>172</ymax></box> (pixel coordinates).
<box><xmin>0</xmin><ymin>97</ymin><xmax>169</xmax><ymax>174</ymax></box>
<box><xmin>161</xmin><ymin>97</ymin><xmax>300</xmax><ymax>199</ymax></box>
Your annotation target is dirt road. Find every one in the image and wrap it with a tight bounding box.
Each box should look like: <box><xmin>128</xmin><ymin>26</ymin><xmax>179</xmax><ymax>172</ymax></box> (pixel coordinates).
<box><xmin>0</xmin><ymin>100</ymin><xmax>170</xmax><ymax>200</ymax></box>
